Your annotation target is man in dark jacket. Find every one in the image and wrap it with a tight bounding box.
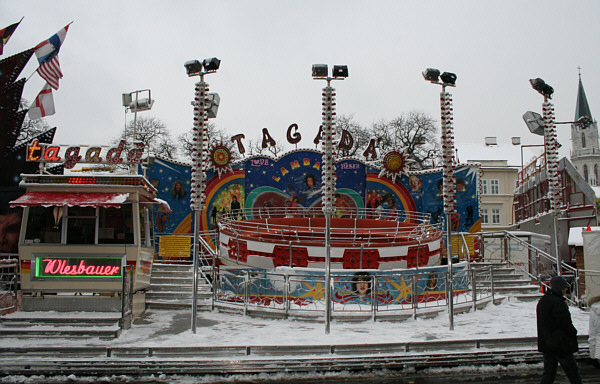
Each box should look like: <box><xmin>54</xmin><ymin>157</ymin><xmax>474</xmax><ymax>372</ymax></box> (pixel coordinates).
<box><xmin>537</xmin><ymin>276</ymin><xmax>582</xmax><ymax>383</ymax></box>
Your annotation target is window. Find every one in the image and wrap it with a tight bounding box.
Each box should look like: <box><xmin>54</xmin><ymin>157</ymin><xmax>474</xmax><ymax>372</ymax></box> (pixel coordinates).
<box><xmin>492</xmin><ymin>209</ymin><xmax>501</xmax><ymax>224</ymax></box>
<box><xmin>582</xmin><ymin>134</ymin><xmax>586</xmax><ymax>148</ymax></box>
<box><xmin>481</xmin><ymin>179</ymin><xmax>499</xmax><ymax>195</ymax></box>
<box><xmin>595</xmin><ymin>165</ymin><xmax>598</xmax><ymax>185</ymax></box>
<box><xmin>584</xmin><ymin>164</ymin><xmax>589</xmax><ymax>182</ymax></box>
<box><xmin>25</xmin><ymin>206</ymin><xmax>62</xmax><ymax>243</ymax></box>
<box><xmin>481</xmin><ymin>209</ymin><xmax>489</xmax><ymax>224</ymax></box>
<box><xmin>490</xmin><ymin>179</ymin><xmax>499</xmax><ymax>195</ymax></box>
<box><xmin>24</xmin><ymin>204</ymin><xmax>134</xmax><ymax>245</ymax></box>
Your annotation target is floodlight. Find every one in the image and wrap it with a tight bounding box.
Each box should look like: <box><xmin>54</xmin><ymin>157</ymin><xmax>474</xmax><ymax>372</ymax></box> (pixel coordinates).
<box><xmin>577</xmin><ymin>115</ymin><xmax>592</xmax><ymax>129</ymax></box>
<box><xmin>129</xmin><ymin>97</ymin><xmax>154</xmax><ymax>112</ymax></box>
<box><xmin>312</xmin><ymin>64</ymin><xmax>328</xmax><ymax>78</ymax></box>
<box><xmin>203</xmin><ymin>57</ymin><xmax>221</xmax><ymax>72</ymax></box>
<box><xmin>529</xmin><ymin>78</ymin><xmax>553</xmax><ymax>99</ymax></box>
<box><xmin>332</xmin><ymin>65</ymin><xmax>349</xmax><ymax>78</ymax></box>
<box><xmin>422</xmin><ymin>68</ymin><xmax>440</xmax><ymax>82</ymax></box>
<box><xmin>122</xmin><ymin>93</ymin><xmax>132</xmax><ymax>107</ymax></box>
<box><xmin>184</xmin><ymin>60</ymin><xmax>203</xmax><ymax>76</ymax></box>
<box><xmin>523</xmin><ymin>111</ymin><xmax>545</xmax><ymax>136</ymax></box>
<box><xmin>440</xmin><ymin>72</ymin><xmax>457</xmax><ymax>86</ymax></box>
<box><xmin>207</xmin><ymin>93</ymin><xmax>220</xmax><ymax>119</ymax></box>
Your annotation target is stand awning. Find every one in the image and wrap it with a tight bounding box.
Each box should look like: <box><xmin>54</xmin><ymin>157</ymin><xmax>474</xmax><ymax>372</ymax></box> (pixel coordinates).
<box><xmin>9</xmin><ymin>192</ymin><xmax>130</xmax><ymax>209</ymax></box>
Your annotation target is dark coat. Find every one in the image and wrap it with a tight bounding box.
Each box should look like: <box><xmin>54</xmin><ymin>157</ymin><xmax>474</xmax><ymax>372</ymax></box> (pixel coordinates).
<box><xmin>537</xmin><ymin>289</ymin><xmax>579</xmax><ymax>357</ymax></box>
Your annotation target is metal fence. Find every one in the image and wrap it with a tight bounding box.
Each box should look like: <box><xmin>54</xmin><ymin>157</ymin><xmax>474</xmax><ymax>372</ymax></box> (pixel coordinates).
<box><xmin>0</xmin><ymin>255</ymin><xmax>19</xmax><ymax>315</ymax></box>
<box><xmin>451</xmin><ymin>230</ymin><xmax>600</xmax><ymax>307</ymax></box>
<box><xmin>214</xmin><ymin>263</ymin><xmax>495</xmax><ymax>321</ymax></box>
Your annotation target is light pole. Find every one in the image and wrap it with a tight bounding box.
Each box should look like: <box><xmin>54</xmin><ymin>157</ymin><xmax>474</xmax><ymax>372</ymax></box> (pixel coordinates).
<box><xmin>122</xmin><ymin>89</ymin><xmax>154</xmax><ymax>174</ymax></box>
<box><xmin>185</xmin><ymin>57</ymin><xmax>221</xmax><ymax>333</ymax></box>
<box><xmin>527</xmin><ymin>78</ymin><xmax>562</xmax><ymax>276</ymax></box>
<box><xmin>122</xmin><ymin>89</ymin><xmax>154</xmax><ymax>143</ymax></box>
<box><xmin>312</xmin><ymin>63</ymin><xmax>348</xmax><ymax>334</ymax></box>
<box><xmin>423</xmin><ymin>68</ymin><xmax>457</xmax><ymax>330</ymax></box>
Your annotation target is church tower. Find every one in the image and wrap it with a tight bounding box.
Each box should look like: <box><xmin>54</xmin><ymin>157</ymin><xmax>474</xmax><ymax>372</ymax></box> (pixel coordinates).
<box><xmin>570</xmin><ymin>70</ymin><xmax>599</xmax><ymax>185</ymax></box>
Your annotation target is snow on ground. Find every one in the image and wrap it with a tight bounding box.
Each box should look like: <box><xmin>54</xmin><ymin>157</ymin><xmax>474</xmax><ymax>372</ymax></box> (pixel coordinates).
<box><xmin>0</xmin><ymin>298</ymin><xmax>594</xmax><ymax>383</ymax></box>
<box><xmin>1</xmin><ymin>297</ymin><xmax>591</xmax><ymax>349</ymax></box>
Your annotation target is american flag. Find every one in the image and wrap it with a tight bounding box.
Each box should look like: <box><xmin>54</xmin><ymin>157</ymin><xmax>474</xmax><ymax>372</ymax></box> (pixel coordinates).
<box><xmin>34</xmin><ymin>24</ymin><xmax>70</xmax><ymax>90</ymax></box>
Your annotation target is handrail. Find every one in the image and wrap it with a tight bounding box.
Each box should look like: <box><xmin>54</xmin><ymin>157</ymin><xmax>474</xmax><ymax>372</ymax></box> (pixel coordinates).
<box><xmin>0</xmin><ymin>259</ymin><xmax>19</xmax><ymax>315</ymax></box>
<box><xmin>218</xmin><ymin>208</ymin><xmax>443</xmax><ymax>247</ymax></box>
<box><xmin>503</xmin><ymin>231</ymin><xmax>577</xmax><ymax>276</ymax></box>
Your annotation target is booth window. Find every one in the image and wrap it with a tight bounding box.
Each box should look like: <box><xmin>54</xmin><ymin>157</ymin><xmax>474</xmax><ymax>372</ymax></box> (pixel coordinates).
<box><xmin>66</xmin><ymin>206</ymin><xmax>96</xmax><ymax>244</ymax></box>
<box><xmin>98</xmin><ymin>204</ymin><xmax>134</xmax><ymax>244</ymax></box>
<box><xmin>24</xmin><ymin>204</ymin><xmax>134</xmax><ymax>245</ymax></box>
<box><xmin>25</xmin><ymin>206</ymin><xmax>63</xmax><ymax>243</ymax></box>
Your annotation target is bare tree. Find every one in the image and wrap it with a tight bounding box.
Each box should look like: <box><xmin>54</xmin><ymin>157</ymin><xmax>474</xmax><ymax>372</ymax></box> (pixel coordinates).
<box><xmin>247</xmin><ymin>137</ymin><xmax>285</xmax><ymax>157</ymax></box>
<box><xmin>16</xmin><ymin>99</ymin><xmax>51</xmax><ymax>146</ymax></box>
<box><xmin>335</xmin><ymin>114</ymin><xmax>372</xmax><ymax>158</ymax></box>
<box><xmin>114</xmin><ymin>116</ymin><xmax>178</xmax><ymax>159</ymax></box>
<box><xmin>178</xmin><ymin>123</ymin><xmax>236</xmax><ymax>162</ymax></box>
<box><xmin>370</xmin><ymin>110</ymin><xmax>440</xmax><ymax>170</ymax></box>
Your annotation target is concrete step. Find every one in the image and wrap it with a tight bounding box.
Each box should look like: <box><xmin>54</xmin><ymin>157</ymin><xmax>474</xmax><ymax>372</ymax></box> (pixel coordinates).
<box><xmin>147</xmin><ymin>285</ymin><xmax>211</xmax><ymax>293</ymax></box>
<box><xmin>146</xmin><ymin>291</ymin><xmax>212</xmax><ymax>300</ymax></box>
<box><xmin>478</xmin><ymin>279</ymin><xmax>536</xmax><ymax>287</ymax></box>
<box><xmin>150</xmin><ymin>276</ymin><xmax>194</xmax><ymax>285</ymax></box>
<box><xmin>0</xmin><ymin>312</ymin><xmax>122</xmax><ymax>340</ymax></box>
<box><xmin>0</xmin><ymin>326</ymin><xmax>121</xmax><ymax>339</ymax></box>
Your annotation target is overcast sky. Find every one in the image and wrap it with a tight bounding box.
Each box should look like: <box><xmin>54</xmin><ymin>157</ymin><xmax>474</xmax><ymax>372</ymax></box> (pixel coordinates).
<box><xmin>3</xmin><ymin>1</ymin><xmax>599</xmax><ymax>160</ymax></box>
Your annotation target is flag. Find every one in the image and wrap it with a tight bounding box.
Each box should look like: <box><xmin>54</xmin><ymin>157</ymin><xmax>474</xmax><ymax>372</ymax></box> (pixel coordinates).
<box><xmin>0</xmin><ymin>18</ymin><xmax>23</xmax><ymax>55</ymax></box>
<box><xmin>28</xmin><ymin>83</ymin><xmax>55</xmax><ymax>120</ymax></box>
<box><xmin>34</xmin><ymin>24</ymin><xmax>70</xmax><ymax>90</ymax></box>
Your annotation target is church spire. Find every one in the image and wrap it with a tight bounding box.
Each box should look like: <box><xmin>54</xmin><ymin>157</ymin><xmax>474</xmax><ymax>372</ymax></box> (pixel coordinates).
<box><xmin>575</xmin><ymin>68</ymin><xmax>593</xmax><ymax>121</ymax></box>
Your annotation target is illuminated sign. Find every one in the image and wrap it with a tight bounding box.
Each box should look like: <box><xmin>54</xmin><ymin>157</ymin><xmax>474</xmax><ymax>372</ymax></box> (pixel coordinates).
<box><xmin>34</xmin><ymin>255</ymin><xmax>123</xmax><ymax>279</ymax></box>
<box><xmin>26</xmin><ymin>140</ymin><xmax>145</xmax><ymax>169</ymax></box>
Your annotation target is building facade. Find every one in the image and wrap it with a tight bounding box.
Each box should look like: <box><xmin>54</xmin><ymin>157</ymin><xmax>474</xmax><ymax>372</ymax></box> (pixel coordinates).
<box><xmin>570</xmin><ymin>73</ymin><xmax>599</xmax><ymax>185</ymax></box>
<box><xmin>458</xmin><ymin>137</ymin><xmax>541</xmax><ymax>232</ymax></box>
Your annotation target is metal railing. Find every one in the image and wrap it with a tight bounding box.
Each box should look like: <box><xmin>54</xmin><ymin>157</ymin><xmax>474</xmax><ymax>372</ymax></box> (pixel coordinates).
<box><xmin>214</xmin><ymin>263</ymin><xmax>495</xmax><ymax>322</ymax></box>
<box><xmin>466</xmin><ymin>230</ymin><xmax>589</xmax><ymax>306</ymax></box>
<box><xmin>0</xmin><ymin>255</ymin><xmax>19</xmax><ymax>315</ymax></box>
<box><xmin>218</xmin><ymin>207</ymin><xmax>443</xmax><ymax>248</ymax></box>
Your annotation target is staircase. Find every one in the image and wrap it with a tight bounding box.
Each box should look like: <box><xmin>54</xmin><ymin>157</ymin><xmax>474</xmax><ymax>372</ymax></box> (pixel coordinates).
<box><xmin>471</xmin><ymin>262</ymin><xmax>542</xmax><ymax>302</ymax></box>
<box><xmin>0</xmin><ymin>312</ymin><xmax>122</xmax><ymax>340</ymax></box>
<box><xmin>146</xmin><ymin>263</ymin><xmax>213</xmax><ymax>310</ymax></box>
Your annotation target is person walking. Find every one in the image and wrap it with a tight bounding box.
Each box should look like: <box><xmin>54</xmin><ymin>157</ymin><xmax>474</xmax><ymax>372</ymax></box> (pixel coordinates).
<box><xmin>589</xmin><ymin>296</ymin><xmax>600</xmax><ymax>368</ymax></box>
<box><xmin>536</xmin><ymin>276</ymin><xmax>582</xmax><ymax>384</ymax></box>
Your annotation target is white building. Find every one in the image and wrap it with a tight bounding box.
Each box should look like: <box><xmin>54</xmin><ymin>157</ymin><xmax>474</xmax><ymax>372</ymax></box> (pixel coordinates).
<box><xmin>457</xmin><ymin>137</ymin><xmax>543</xmax><ymax>231</ymax></box>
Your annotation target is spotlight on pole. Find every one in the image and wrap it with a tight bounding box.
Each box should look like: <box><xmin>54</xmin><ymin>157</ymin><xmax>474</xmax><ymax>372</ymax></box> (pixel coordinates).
<box><xmin>184</xmin><ymin>60</ymin><xmax>203</xmax><ymax>77</ymax></box>
<box><xmin>332</xmin><ymin>65</ymin><xmax>349</xmax><ymax>78</ymax></box>
<box><xmin>440</xmin><ymin>72</ymin><xmax>457</xmax><ymax>86</ymax></box>
<box><xmin>422</xmin><ymin>68</ymin><xmax>441</xmax><ymax>83</ymax></box>
<box><xmin>202</xmin><ymin>57</ymin><xmax>221</xmax><ymax>72</ymax></box>
<box><xmin>529</xmin><ymin>78</ymin><xmax>554</xmax><ymax>99</ymax></box>
<box><xmin>312</xmin><ymin>64</ymin><xmax>329</xmax><ymax>78</ymax></box>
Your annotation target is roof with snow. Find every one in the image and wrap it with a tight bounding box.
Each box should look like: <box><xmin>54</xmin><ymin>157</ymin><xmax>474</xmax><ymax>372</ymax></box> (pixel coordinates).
<box><xmin>568</xmin><ymin>226</ymin><xmax>600</xmax><ymax>246</ymax></box>
<box><xmin>456</xmin><ymin>138</ymin><xmax>544</xmax><ymax>168</ymax></box>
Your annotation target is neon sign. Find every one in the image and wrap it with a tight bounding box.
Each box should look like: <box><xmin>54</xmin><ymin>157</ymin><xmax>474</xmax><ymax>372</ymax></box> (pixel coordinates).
<box><xmin>34</xmin><ymin>256</ymin><xmax>123</xmax><ymax>279</ymax></box>
<box><xmin>26</xmin><ymin>140</ymin><xmax>145</xmax><ymax>169</ymax></box>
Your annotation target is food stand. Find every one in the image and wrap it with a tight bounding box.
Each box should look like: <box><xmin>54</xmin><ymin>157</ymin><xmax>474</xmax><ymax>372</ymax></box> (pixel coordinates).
<box><xmin>10</xmin><ymin>140</ymin><xmax>157</xmax><ymax>316</ymax></box>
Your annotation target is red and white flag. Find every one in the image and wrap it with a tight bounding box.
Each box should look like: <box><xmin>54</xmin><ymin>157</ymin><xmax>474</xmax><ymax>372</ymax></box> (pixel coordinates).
<box><xmin>28</xmin><ymin>83</ymin><xmax>55</xmax><ymax>120</ymax></box>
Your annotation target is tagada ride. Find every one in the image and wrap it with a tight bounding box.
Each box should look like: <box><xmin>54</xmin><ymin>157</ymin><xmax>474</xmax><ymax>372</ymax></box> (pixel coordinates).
<box><xmin>217</xmin><ymin>207</ymin><xmax>444</xmax><ymax>271</ymax></box>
